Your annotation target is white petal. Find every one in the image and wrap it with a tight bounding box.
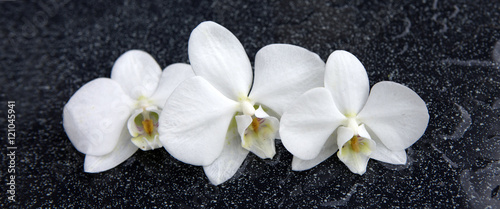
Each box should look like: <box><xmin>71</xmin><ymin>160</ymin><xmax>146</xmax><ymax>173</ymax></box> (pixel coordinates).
<box><xmin>357</xmin><ymin>81</ymin><xmax>429</xmax><ymax>151</ymax></box>
<box><xmin>249</xmin><ymin>44</ymin><xmax>325</xmax><ymax>116</ymax></box>
<box><xmin>149</xmin><ymin>63</ymin><xmax>195</xmax><ymax>107</ymax></box>
<box><xmin>63</xmin><ymin>78</ymin><xmax>135</xmax><ymax>156</ymax></box>
<box><xmin>275</xmin><ymin>130</ymin><xmax>281</xmax><ymax>140</ymax></box>
<box><xmin>159</xmin><ymin>76</ymin><xmax>239</xmax><ymax>166</ymax></box>
<box><xmin>110</xmin><ymin>50</ymin><xmax>162</xmax><ymax>100</ymax></box>
<box><xmin>362</xmin><ymin>123</ymin><xmax>406</xmax><ymax>164</ymax></box>
<box><xmin>336</xmin><ymin>127</ymin><xmax>375</xmax><ymax>175</ymax></box>
<box><xmin>280</xmin><ymin>87</ymin><xmax>346</xmax><ymax>160</ymax></box>
<box><xmin>291</xmin><ymin>134</ymin><xmax>338</xmax><ymax>171</ymax></box>
<box><xmin>203</xmin><ymin>125</ymin><xmax>249</xmax><ymax>185</ymax></box>
<box><xmin>84</xmin><ymin>126</ymin><xmax>138</xmax><ymax>173</ymax></box>
<box><xmin>254</xmin><ymin>105</ymin><xmax>270</xmax><ymax>118</ymax></box>
<box><xmin>188</xmin><ymin>21</ymin><xmax>252</xmax><ymax>100</ymax></box>
<box><xmin>357</xmin><ymin>124</ymin><xmax>371</xmax><ymax>140</ymax></box>
<box><xmin>324</xmin><ymin>50</ymin><xmax>370</xmax><ymax>116</ymax></box>
<box><xmin>370</xmin><ymin>140</ymin><xmax>407</xmax><ymax>165</ymax></box>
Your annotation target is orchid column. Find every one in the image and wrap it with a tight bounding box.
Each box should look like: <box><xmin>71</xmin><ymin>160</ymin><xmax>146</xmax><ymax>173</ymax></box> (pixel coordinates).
<box><xmin>158</xmin><ymin>21</ymin><xmax>325</xmax><ymax>185</ymax></box>
<box><xmin>280</xmin><ymin>50</ymin><xmax>429</xmax><ymax>174</ymax></box>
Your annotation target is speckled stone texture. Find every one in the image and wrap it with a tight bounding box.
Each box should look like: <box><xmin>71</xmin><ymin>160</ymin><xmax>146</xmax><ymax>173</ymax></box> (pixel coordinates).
<box><xmin>1</xmin><ymin>0</ymin><xmax>499</xmax><ymax>208</ymax></box>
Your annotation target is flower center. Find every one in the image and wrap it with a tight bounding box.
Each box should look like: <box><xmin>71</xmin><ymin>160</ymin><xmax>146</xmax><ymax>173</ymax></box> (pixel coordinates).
<box><xmin>340</xmin><ymin>133</ymin><xmax>372</xmax><ymax>156</ymax></box>
<box><xmin>337</xmin><ymin>124</ymin><xmax>376</xmax><ymax>175</ymax></box>
<box><xmin>250</xmin><ymin>117</ymin><xmax>261</xmax><ymax>132</ymax></box>
<box><xmin>127</xmin><ymin>107</ymin><xmax>163</xmax><ymax>151</ymax></box>
<box><xmin>235</xmin><ymin>105</ymin><xmax>279</xmax><ymax>159</ymax></box>
<box><xmin>241</xmin><ymin>115</ymin><xmax>277</xmax><ymax>159</ymax></box>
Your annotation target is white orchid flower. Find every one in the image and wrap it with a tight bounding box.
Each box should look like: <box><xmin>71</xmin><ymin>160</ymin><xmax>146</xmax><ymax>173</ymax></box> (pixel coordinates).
<box><xmin>63</xmin><ymin>50</ymin><xmax>195</xmax><ymax>173</ymax></box>
<box><xmin>280</xmin><ymin>50</ymin><xmax>429</xmax><ymax>175</ymax></box>
<box><xmin>158</xmin><ymin>21</ymin><xmax>325</xmax><ymax>185</ymax></box>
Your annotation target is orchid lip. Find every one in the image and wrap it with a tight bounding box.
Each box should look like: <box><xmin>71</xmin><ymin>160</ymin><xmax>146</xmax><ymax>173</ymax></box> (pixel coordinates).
<box><xmin>241</xmin><ymin>115</ymin><xmax>277</xmax><ymax>159</ymax></box>
<box><xmin>235</xmin><ymin>106</ymin><xmax>279</xmax><ymax>159</ymax></box>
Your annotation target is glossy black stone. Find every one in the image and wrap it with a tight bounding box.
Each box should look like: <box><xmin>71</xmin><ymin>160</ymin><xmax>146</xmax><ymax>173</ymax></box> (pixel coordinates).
<box><xmin>1</xmin><ymin>0</ymin><xmax>499</xmax><ymax>208</ymax></box>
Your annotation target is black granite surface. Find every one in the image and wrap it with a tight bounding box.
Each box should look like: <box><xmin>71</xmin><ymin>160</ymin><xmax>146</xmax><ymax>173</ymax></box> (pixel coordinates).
<box><xmin>1</xmin><ymin>0</ymin><xmax>500</xmax><ymax>208</ymax></box>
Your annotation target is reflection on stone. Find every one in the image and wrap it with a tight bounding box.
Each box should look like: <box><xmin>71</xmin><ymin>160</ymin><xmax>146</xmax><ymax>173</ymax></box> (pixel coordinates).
<box><xmin>493</xmin><ymin>99</ymin><xmax>500</xmax><ymax>110</ymax></box>
<box><xmin>431</xmin><ymin>144</ymin><xmax>458</xmax><ymax>168</ymax></box>
<box><xmin>441</xmin><ymin>59</ymin><xmax>499</xmax><ymax>68</ymax></box>
<box><xmin>321</xmin><ymin>183</ymin><xmax>362</xmax><ymax>207</ymax></box>
<box><xmin>440</xmin><ymin>103</ymin><xmax>471</xmax><ymax>140</ymax></box>
<box><xmin>460</xmin><ymin>161</ymin><xmax>500</xmax><ymax>208</ymax></box>
<box><xmin>493</xmin><ymin>40</ymin><xmax>500</xmax><ymax>63</ymax></box>
<box><xmin>481</xmin><ymin>136</ymin><xmax>500</xmax><ymax>161</ymax></box>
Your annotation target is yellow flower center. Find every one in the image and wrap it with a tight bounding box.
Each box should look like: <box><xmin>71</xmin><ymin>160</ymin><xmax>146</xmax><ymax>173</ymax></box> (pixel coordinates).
<box><xmin>250</xmin><ymin>117</ymin><xmax>260</xmax><ymax>132</ymax></box>
<box><xmin>142</xmin><ymin>118</ymin><xmax>154</xmax><ymax>136</ymax></box>
<box><xmin>349</xmin><ymin>135</ymin><xmax>360</xmax><ymax>153</ymax></box>
<box><xmin>128</xmin><ymin>108</ymin><xmax>162</xmax><ymax>151</ymax></box>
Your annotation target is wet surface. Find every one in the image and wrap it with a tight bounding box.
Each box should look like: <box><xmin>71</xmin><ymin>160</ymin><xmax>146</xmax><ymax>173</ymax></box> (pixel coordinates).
<box><xmin>1</xmin><ymin>0</ymin><xmax>499</xmax><ymax>208</ymax></box>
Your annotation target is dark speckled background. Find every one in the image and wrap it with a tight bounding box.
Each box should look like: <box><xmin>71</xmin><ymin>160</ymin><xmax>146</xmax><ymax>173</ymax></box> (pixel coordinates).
<box><xmin>1</xmin><ymin>0</ymin><xmax>500</xmax><ymax>208</ymax></box>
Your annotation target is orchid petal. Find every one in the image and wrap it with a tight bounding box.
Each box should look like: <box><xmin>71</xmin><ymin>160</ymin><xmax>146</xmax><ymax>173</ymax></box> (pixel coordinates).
<box><xmin>203</xmin><ymin>124</ymin><xmax>249</xmax><ymax>185</ymax></box>
<box><xmin>357</xmin><ymin>124</ymin><xmax>371</xmax><ymax>141</ymax></box>
<box><xmin>63</xmin><ymin>78</ymin><xmax>135</xmax><ymax>156</ymax></box>
<box><xmin>110</xmin><ymin>50</ymin><xmax>162</xmax><ymax>99</ymax></box>
<box><xmin>336</xmin><ymin>126</ymin><xmax>375</xmax><ymax>175</ymax></box>
<box><xmin>291</xmin><ymin>134</ymin><xmax>338</xmax><ymax>171</ymax></box>
<box><xmin>280</xmin><ymin>87</ymin><xmax>346</xmax><ymax>160</ymax></box>
<box><xmin>357</xmin><ymin>81</ymin><xmax>429</xmax><ymax>151</ymax></box>
<box><xmin>324</xmin><ymin>50</ymin><xmax>370</xmax><ymax>116</ymax></box>
<box><xmin>84</xmin><ymin>126</ymin><xmax>138</xmax><ymax>173</ymax></box>
<box><xmin>150</xmin><ymin>63</ymin><xmax>195</xmax><ymax>107</ymax></box>
<box><xmin>254</xmin><ymin>105</ymin><xmax>270</xmax><ymax>118</ymax></box>
<box><xmin>249</xmin><ymin>44</ymin><xmax>325</xmax><ymax>115</ymax></box>
<box><xmin>362</xmin><ymin>123</ymin><xmax>406</xmax><ymax>164</ymax></box>
<box><xmin>159</xmin><ymin>76</ymin><xmax>239</xmax><ymax>166</ymax></box>
<box><xmin>188</xmin><ymin>21</ymin><xmax>252</xmax><ymax>100</ymax></box>
<box><xmin>370</xmin><ymin>139</ymin><xmax>407</xmax><ymax>165</ymax></box>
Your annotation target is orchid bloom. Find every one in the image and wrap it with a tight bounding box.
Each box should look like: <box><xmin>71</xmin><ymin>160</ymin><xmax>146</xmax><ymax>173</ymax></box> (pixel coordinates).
<box><xmin>280</xmin><ymin>50</ymin><xmax>429</xmax><ymax>174</ymax></box>
<box><xmin>158</xmin><ymin>21</ymin><xmax>325</xmax><ymax>185</ymax></box>
<box><xmin>63</xmin><ymin>50</ymin><xmax>195</xmax><ymax>172</ymax></box>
